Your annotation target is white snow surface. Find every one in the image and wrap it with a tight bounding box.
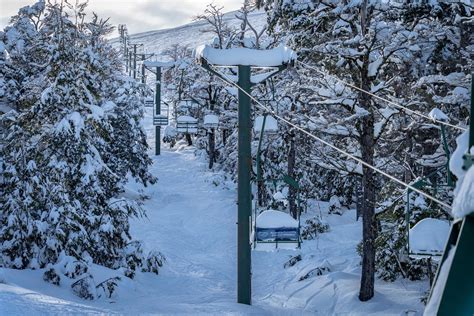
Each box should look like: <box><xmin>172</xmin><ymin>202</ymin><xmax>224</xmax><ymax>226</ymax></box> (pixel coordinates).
<box><xmin>143</xmin><ymin>60</ymin><xmax>175</xmax><ymax>68</ymax></box>
<box><xmin>409</xmin><ymin>218</ymin><xmax>450</xmax><ymax>255</ymax></box>
<box><xmin>176</xmin><ymin>115</ymin><xmax>198</xmax><ymax>123</ymax></box>
<box><xmin>256</xmin><ymin>210</ymin><xmax>299</xmax><ymax>229</ymax></box>
<box><xmin>0</xmin><ymin>78</ymin><xmax>426</xmax><ymax>316</ymax></box>
<box><xmin>428</xmin><ymin>108</ymin><xmax>449</xmax><ymax>122</ymax></box>
<box><xmin>195</xmin><ymin>45</ymin><xmax>296</xmax><ymax>67</ymax></box>
<box><xmin>254</xmin><ymin>115</ymin><xmax>278</xmax><ymax>133</ymax></box>
<box><xmin>453</xmin><ymin>165</ymin><xmax>474</xmax><ymax>218</ymax></box>
<box><xmin>449</xmin><ymin>129</ymin><xmax>474</xmax><ymax>218</ymax></box>
<box><xmin>203</xmin><ymin>114</ymin><xmax>219</xmax><ymax>126</ymax></box>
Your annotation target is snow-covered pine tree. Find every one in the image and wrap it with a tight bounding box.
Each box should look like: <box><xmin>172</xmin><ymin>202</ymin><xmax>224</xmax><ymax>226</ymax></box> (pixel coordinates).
<box><xmin>260</xmin><ymin>0</ymin><xmax>472</xmax><ymax>300</ymax></box>
<box><xmin>0</xmin><ymin>0</ymin><xmax>161</xmax><ymax>284</ymax></box>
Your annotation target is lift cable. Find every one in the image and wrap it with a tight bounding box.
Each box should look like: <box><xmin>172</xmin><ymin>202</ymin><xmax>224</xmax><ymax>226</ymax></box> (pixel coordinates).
<box><xmin>200</xmin><ymin>56</ymin><xmax>453</xmax><ymax>211</ymax></box>
<box><xmin>296</xmin><ymin>60</ymin><xmax>467</xmax><ymax>132</ymax></box>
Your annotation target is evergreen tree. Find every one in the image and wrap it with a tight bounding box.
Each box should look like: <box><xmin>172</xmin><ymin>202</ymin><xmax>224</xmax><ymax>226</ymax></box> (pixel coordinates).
<box><xmin>0</xmin><ymin>1</ymin><xmax>161</xmax><ymax>287</ymax></box>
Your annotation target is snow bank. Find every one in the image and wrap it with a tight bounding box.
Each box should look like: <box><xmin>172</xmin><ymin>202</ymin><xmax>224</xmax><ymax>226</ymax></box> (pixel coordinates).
<box><xmin>195</xmin><ymin>45</ymin><xmax>297</xmax><ymax>67</ymax></box>
<box><xmin>254</xmin><ymin>115</ymin><xmax>278</xmax><ymax>133</ymax></box>
<box><xmin>256</xmin><ymin>210</ymin><xmax>298</xmax><ymax>229</ymax></box>
<box><xmin>409</xmin><ymin>218</ymin><xmax>450</xmax><ymax>255</ymax></box>
<box><xmin>449</xmin><ymin>129</ymin><xmax>474</xmax><ymax>218</ymax></box>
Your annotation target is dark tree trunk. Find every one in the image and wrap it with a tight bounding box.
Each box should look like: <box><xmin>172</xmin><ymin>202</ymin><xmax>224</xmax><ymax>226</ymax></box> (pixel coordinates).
<box><xmin>208</xmin><ymin>128</ymin><xmax>215</xmax><ymax>169</ymax></box>
<box><xmin>185</xmin><ymin>133</ymin><xmax>192</xmax><ymax>146</ymax></box>
<box><xmin>356</xmin><ymin>177</ymin><xmax>362</xmax><ymax>221</ymax></box>
<box><xmin>257</xmin><ymin>157</ymin><xmax>266</xmax><ymax>207</ymax></box>
<box><xmin>222</xmin><ymin>129</ymin><xmax>227</xmax><ymax>146</ymax></box>
<box><xmin>359</xmin><ymin>112</ymin><xmax>376</xmax><ymax>302</ymax></box>
<box><xmin>358</xmin><ymin>0</ymin><xmax>376</xmax><ymax>302</ymax></box>
<box><xmin>288</xmin><ymin>130</ymin><xmax>297</xmax><ymax>219</ymax></box>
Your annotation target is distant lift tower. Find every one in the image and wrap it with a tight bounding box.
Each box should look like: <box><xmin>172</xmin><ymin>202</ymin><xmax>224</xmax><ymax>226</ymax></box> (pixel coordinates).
<box><xmin>143</xmin><ymin>61</ymin><xmax>175</xmax><ymax>155</ymax></box>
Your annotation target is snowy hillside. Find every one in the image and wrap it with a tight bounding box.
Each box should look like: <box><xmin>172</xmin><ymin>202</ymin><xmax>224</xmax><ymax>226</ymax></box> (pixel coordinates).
<box><xmin>111</xmin><ymin>10</ymin><xmax>267</xmax><ymax>56</ymax></box>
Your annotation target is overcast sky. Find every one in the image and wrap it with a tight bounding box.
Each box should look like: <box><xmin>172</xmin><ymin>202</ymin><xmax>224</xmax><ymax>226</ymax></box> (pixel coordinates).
<box><xmin>0</xmin><ymin>0</ymin><xmax>243</xmax><ymax>36</ymax></box>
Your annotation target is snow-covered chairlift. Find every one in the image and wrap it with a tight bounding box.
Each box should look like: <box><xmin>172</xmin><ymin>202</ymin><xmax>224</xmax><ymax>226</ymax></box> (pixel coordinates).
<box><xmin>176</xmin><ymin>115</ymin><xmax>198</xmax><ymax>134</ymax></box>
<box><xmin>409</xmin><ymin>218</ymin><xmax>450</xmax><ymax>260</ymax></box>
<box><xmin>153</xmin><ymin>101</ymin><xmax>170</xmax><ymax>126</ymax></box>
<box><xmin>203</xmin><ymin>114</ymin><xmax>219</xmax><ymax>129</ymax></box>
<box><xmin>144</xmin><ymin>97</ymin><xmax>154</xmax><ymax>108</ymax></box>
<box><xmin>254</xmin><ymin>115</ymin><xmax>278</xmax><ymax>134</ymax></box>
<box><xmin>253</xmin><ymin>210</ymin><xmax>300</xmax><ymax>248</ymax></box>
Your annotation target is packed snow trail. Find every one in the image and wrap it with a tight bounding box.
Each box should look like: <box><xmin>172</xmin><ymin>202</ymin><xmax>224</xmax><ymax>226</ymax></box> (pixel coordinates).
<box><xmin>127</xmin><ymin>145</ymin><xmax>250</xmax><ymax>312</ymax></box>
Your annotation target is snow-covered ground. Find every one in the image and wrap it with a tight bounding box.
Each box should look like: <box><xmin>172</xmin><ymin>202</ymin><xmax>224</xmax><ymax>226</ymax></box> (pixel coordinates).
<box><xmin>0</xmin><ymin>108</ymin><xmax>428</xmax><ymax>314</ymax></box>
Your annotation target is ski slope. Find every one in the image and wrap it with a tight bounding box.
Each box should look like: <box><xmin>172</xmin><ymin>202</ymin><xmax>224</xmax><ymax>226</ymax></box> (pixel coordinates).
<box><xmin>0</xmin><ymin>107</ymin><xmax>428</xmax><ymax>314</ymax></box>
<box><xmin>111</xmin><ymin>10</ymin><xmax>267</xmax><ymax>58</ymax></box>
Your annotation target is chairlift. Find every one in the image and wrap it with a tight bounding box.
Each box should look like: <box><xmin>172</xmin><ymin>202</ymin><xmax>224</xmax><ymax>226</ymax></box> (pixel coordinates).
<box><xmin>254</xmin><ymin>210</ymin><xmax>300</xmax><ymax>246</ymax></box>
<box><xmin>404</xmin><ymin>123</ymin><xmax>454</xmax><ymax>259</ymax></box>
<box><xmin>176</xmin><ymin>115</ymin><xmax>198</xmax><ymax>134</ymax></box>
<box><xmin>408</xmin><ymin>218</ymin><xmax>450</xmax><ymax>260</ymax></box>
<box><xmin>251</xmin><ymin>113</ymin><xmax>301</xmax><ymax>249</ymax></box>
<box><xmin>144</xmin><ymin>97</ymin><xmax>154</xmax><ymax>108</ymax></box>
<box><xmin>254</xmin><ymin>115</ymin><xmax>278</xmax><ymax>134</ymax></box>
<box><xmin>153</xmin><ymin>102</ymin><xmax>170</xmax><ymax>126</ymax></box>
<box><xmin>203</xmin><ymin>114</ymin><xmax>219</xmax><ymax>130</ymax></box>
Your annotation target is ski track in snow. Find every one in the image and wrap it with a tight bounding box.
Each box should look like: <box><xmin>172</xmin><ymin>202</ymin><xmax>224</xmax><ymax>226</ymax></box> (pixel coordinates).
<box><xmin>0</xmin><ymin>108</ymin><xmax>428</xmax><ymax>314</ymax></box>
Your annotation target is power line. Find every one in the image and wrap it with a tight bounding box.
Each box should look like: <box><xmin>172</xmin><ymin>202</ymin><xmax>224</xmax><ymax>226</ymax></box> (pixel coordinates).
<box><xmin>296</xmin><ymin>60</ymin><xmax>467</xmax><ymax>132</ymax></box>
<box><xmin>201</xmin><ymin>57</ymin><xmax>453</xmax><ymax>210</ymax></box>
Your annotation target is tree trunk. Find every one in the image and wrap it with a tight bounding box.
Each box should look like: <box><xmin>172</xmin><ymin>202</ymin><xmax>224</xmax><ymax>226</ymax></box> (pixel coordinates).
<box><xmin>358</xmin><ymin>0</ymin><xmax>376</xmax><ymax>302</ymax></box>
<box><xmin>185</xmin><ymin>133</ymin><xmax>192</xmax><ymax>146</ymax></box>
<box><xmin>356</xmin><ymin>176</ymin><xmax>362</xmax><ymax>221</ymax></box>
<box><xmin>358</xmin><ymin>66</ymin><xmax>376</xmax><ymax>303</ymax></box>
<box><xmin>222</xmin><ymin>129</ymin><xmax>227</xmax><ymax>146</ymax></box>
<box><xmin>288</xmin><ymin>131</ymin><xmax>297</xmax><ymax>219</ymax></box>
<box><xmin>257</xmin><ymin>157</ymin><xmax>266</xmax><ymax>207</ymax></box>
<box><xmin>359</xmin><ymin>115</ymin><xmax>376</xmax><ymax>302</ymax></box>
<box><xmin>208</xmin><ymin>128</ymin><xmax>215</xmax><ymax>169</ymax></box>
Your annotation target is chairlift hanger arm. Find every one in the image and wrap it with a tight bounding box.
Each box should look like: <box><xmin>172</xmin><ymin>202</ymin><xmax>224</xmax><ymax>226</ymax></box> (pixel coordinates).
<box><xmin>143</xmin><ymin>64</ymin><xmax>175</xmax><ymax>75</ymax></box>
<box><xmin>200</xmin><ymin>58</ymin><xmax>288</xmax><ymax>88</ymax></box>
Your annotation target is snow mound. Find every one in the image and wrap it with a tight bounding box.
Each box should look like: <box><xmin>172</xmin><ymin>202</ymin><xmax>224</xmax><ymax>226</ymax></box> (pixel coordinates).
<box><xmin>256</xmin><ymin>210</ymin><xmax>298</xmax><ymax>229</ymax></box>
<box><xmin>195</xmin><ymin>45</ymin><xmax>297</xmax><ymax>67</ymax></box>
<box><xmin>409</xmin><ymin>218</ymin><xmax>450</xmax><ymax>255</ymax></box>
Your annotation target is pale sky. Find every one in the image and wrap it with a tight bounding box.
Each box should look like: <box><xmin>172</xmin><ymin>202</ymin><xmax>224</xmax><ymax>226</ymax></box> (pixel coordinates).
<box><xmin>0</xmin><ymin>0</ymin><xmax>243</xmax><ymax>36</ymax></box>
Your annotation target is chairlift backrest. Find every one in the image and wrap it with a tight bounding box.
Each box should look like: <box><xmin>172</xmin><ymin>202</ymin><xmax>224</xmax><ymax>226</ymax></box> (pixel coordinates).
<box><xmin>144</xmin><ymin>98</ymin><xmax>154</xmax><ymax>108</ymax></box>
<box><xmin>254</xmin><ymin>210</ymin><xmax>299</xmax><ymax>243</ymax></box>
<box><xmin>176</xmin><ymin>115</ymin><xmax>198</xmax><ymax>133</ymax></box>
<box><xmin>254</xmin><ymin>115</ymin><xmax>278</xmax><ymax>134</ymax></box>
<box><xmin>409</xmin><ymin>218</ymin><xmax>450</xmax><ymax>258</ymax></box>
<box><xmin>203</xmin><ymin>114</ymin><xmax>219</xmax><ymax>129</ymax></box>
